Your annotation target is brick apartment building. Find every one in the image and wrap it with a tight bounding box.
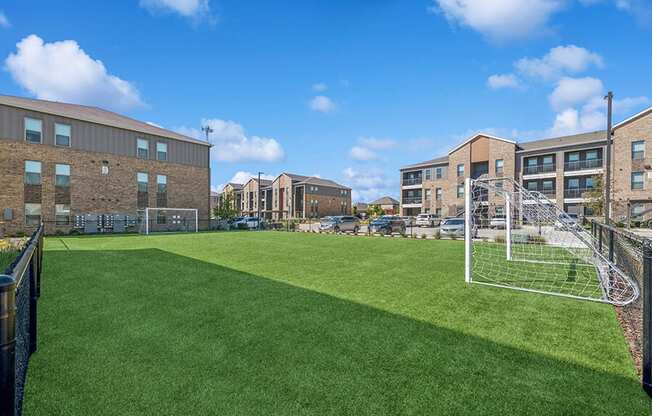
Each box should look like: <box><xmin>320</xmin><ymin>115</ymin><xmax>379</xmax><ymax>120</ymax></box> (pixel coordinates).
<box><xmin>220</xmin><ymin>172</ymin><xmax>351</xmax><ymax>220</ymax></box>
<box><xmin>0</xmin><ymin>95</ymin><xmax>212</xmax><ymax>236</ymax></box>
<box><xmin>399</xmin><ymin>107</ymin><xmax>652</xmax><ymax>222</ymax></box>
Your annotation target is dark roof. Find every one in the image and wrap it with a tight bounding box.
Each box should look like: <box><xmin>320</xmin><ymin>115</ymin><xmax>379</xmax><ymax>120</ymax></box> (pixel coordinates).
<box><xmin>401</xmin><ymin>155</ymin><xmax>449</xmax><ymax>170</ymax></box>
<box><xmin>516</xmin><ymin>130</ymin><xmax>606</xmax><ymax>151</ymax></box>
<box><xmin>283</xmin><ymin>172</ymin><xmax>310</xmax><ymax>182</ymax></box>
<box><xmin>226</xmin><ymin>182</ymin><xmax>243</xmax><ymax>190</ymax></box>
<box><xmin>259</xmin><ymin>179</ymin><xmax>273</xmax><ymax>187</ymax></box>
<box><xmin>0</xmin><ymin>94</ymin><xmax>211</xmax><ymax>147</ymax></box>
<box><xmin>370</xmin><ymin>196</ymin><xmax>399</xmax><ymax>206</ymax></box>
<box><xmin>296</xmin><ymin>176</ymin><xmax>350</xmax><ymax>189</ymax></box>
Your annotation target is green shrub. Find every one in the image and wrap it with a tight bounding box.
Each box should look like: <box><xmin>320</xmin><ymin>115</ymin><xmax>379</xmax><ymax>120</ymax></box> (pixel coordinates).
<box><xmin>433</xmin><ymin>230</ymin><xmax>441</xmax><ymax>240</ymax></box>
<box><xmin>237</xmin><ymin>223</ymin><xmax>249</xmax><ymax>230</ymax></box>
<box><xmin>528</xmin><ymin>235</ymin><xmax>547</xmax><ymax>244</ymax></box>
<box><xmin>495</xmin><ymin>235</ymin><xmax>506</xmax><ymax>244</ymax></box>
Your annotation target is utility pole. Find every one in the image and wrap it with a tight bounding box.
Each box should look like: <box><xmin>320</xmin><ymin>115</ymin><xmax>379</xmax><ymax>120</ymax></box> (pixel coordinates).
<box><xmin>604</xmin><ymin>91</ymin><xmax>613</xmax><ymax>224</ymax></box>
<box><xmin>201</xmin><ymin>125</ymin><xmax>214</xmax><ymax>142</ymax></box>
<box><xmin>257</xmin><ymin>171</ymin><xmax>263</xmax><ymax>230</ymax></box>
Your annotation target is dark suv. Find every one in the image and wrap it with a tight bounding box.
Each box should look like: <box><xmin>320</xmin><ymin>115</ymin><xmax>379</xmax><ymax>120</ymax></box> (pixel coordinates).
<box><xmin>369</xmin><ymin>217</ymin><xmax>406</xmax><ymax>235</ymax></box>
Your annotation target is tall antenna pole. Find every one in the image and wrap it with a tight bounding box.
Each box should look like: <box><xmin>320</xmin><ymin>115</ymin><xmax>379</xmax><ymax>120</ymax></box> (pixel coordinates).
<box><xmin>604</xmin><ymin>92</ymin><xmax>613</xmax><ymax>224</ymax></box>
<box><xmin>201</xmin><ymin>125</ymin><xmax>214</xmax><ymax>142</ymax></box>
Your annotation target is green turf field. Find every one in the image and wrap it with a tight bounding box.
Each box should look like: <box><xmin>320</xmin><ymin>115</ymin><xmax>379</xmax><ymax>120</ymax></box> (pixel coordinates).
<box><xmin>24</xmin><ymin>232</ymin><xmax>651</xmax><ymax>415</ymax></box>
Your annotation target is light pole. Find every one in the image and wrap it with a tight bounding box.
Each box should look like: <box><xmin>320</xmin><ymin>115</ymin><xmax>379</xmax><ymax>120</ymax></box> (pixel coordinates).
<box><xmin>604</xmin><ymin>91</ymin><xmax>613</xmax><ymax>224</ymax></box>
<box><xmin>201</xmin><ymin>125</ymin><xmax>214</xmax><ymax>142</ymax></box>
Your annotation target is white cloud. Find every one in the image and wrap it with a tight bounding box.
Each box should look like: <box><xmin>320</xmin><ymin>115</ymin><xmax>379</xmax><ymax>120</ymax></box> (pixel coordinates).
<box><xmin>515</xmin><ymin>45</ymin><xmax>604</xmax><ymax>80</ymax></box>
<box><xmin>487</xmin><ymin>73</ymin><xmax>521</xmax><ymax>89</ymax></box>
<box><xmin>431</xmin><ymin>0</ymin><xmax>564</xmax><ymax>41</ymax></box>
<box><xmin>5</xmin><ymin>35</ymin><xmax>144</xmax><ymax>111</ymax></box>
<box><xmin>548</xmin><ymin>76</ymin><xmax>604</xmax><ymax>111</ymax></box>
<box><xmin>349</xmin><ymin>146</ymin><xmax>378</xmax><ymax>161</ymax></box>
<box><xmin>227</xmin><ymin>171</ymin><xmax>275</xmax><ymax>185</ymax></box>
<box><xmin>0</xmin><ymin>11</ymin><xmax>10</xmax><ymax>28</ymax></box>
<box><xmin>343</xmin><ymin>167</ymin><xmax>396</xmax><ymax>203</ymax></box>
<box><xmin>309</xmin><ymin>95</ymin><xmax>336</xmax><ymax>113</ymax></box>
<box><xmin>358</xmin><ymin>137</ymin><xmax>396</xmax><ymax>150</ymax></box>
<box><xmin>139</xmin><ymin>0</ymin><xmax>213</xmax><ymax>20</ymax></box>
<box><xmin>177</xmin><ymin>119</ymin><xmax>284</xmax><ymax>163</ymax></box>
<box><xmin>312</xmin><ymin>83</ymin><xmax>328</xmax><ymax>92</ymax></box>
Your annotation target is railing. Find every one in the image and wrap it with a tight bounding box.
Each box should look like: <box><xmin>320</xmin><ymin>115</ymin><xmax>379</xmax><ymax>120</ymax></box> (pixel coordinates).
<box><xmin>523</xmin><ymin>163</ymin><xmax>556</xmax><ymax>175</ymax></box>
<box><xmin>527</xmin><ymin>189</ymin><xmax>556</xmax><ymax>198</ymax></box>
<box><xmin>564</xmin><ymin>188</ymin><xmax>595</xmax><ymax>199</ymax></box>
<box><xmin>564</xmin><ymin>158</ymin><xmax>603</xmax><ymax>171</ymax></box>
<box><xmin>402</xmin><ymin>197</ymin><xmax>422</xmax><ymax>205</ymax></box>
<box><xmin>590</xmin><ymin>220</ymin><xmax>652</xmax><ymax>397</ymax></box>
<box><xmin>1</xmin><ymin>224</ymin><xmax>44</xmax><ymax>416</ymax></box>
<box><xmin>402</xmin><ymin>177</ymin><xmax>422</xmax><ymax>186</ymax></box>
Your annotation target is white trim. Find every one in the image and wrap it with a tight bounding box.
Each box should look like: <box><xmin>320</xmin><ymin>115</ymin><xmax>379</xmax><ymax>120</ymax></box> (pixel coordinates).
<box><xmin>449</xmin><ymin>133</ymin><xmax>516</xmax><ymax>155</ymax></box>
<box><xmin>401</xmin><ymin>183</ymin><xmax>422</xmax><ymax>190</ymax></box>
<box><xmin>522</xmin><ymin>172</ymin><xmax>557</xmax><ymax>180</ymax></box>
<box><xmin>401</xmin><ymin>203</ymin><xmax>422</xmax><ymax>208</ymax></box>
<box><xmin>563</xmin><ymin>168</ymin><xmax>603</xmax><ymax>177</ymax></box>
<box><xmin>614</xmin><ymin>106</ymin><xmax>652</xmax><ymax>130</ymax></box>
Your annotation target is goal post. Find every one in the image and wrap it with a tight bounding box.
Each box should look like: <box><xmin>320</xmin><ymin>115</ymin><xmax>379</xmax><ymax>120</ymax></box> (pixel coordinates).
<box><xmin>464</xmin><ymin>176</ymin><xmax>639</xmax><ymax>306</ymax></box>
<box><xmin>140</xmin><ymin>208</ymin><xmax>199</xmax><ymax>235</ymax></box>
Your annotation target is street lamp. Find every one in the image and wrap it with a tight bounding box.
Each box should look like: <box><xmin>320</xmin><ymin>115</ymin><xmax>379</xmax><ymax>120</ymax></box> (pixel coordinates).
<box><xmin>201</xmin><ymin>125</ymin><xmax>214</xmax><ymax>142</ymax></box>
<box><xmin>257</xmin><ymin>171</ymin><xmax>264</xmax><ymax>230</ymax></box>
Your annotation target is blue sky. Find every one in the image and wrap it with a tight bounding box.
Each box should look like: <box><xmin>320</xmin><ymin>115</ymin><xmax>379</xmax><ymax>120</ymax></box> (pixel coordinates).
<box><xmin>1</xmin><ymin>1</ymin><xmax>650</xmax><ymax>201</ymax></box>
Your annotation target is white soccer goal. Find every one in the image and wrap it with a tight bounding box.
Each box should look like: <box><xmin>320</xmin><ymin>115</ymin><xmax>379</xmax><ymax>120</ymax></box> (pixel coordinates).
<box><xmin>139</xmin><ymin>208</ymin><xmax>198</xmax><ymax>235</ymax></box>
<box><xmin>464</xmin><ymin>177</ymin><xmax>639</xmax><ymax>306</ymax></box>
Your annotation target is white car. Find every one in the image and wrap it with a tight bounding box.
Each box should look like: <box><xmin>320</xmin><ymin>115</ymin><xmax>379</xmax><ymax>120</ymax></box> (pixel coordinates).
<box><xmin>489</xmin><ymin>216</ymin><xmax>506</xmax><ymax>229</ymax></box>
<box><xmin>555</xmin><ymin>213</ymin><xmax>581</xmax><ymax>230</ymax></box>
<box><xmin>416</xmin><ymin>213</ymin><xmax>439</xmax><ymax>227</ymax></box>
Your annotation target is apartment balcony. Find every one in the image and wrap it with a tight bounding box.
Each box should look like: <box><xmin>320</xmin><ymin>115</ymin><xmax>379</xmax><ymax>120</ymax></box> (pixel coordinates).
<box><xmin>402</xmin><ymin>177</ymin><xmax>423</xmax><ymax>187</ymax></box>
<box><xmin>402</xmin><ymin>196</ymin><xmax>422</xmax><ymax>205</ymax></box>
<box><xmin>564</xmin><ymin>159</ymin><xmax>603</xmax><ymax>172</ymax></box>
<box><xmin>564</xmin><ymin>188</ymin><xmax>595</xmax><ymax>199</ymax></box>
<box><xmin>524</xmin><ymin>189</ymin><xmax>556</xmax><ymax>199</ymax></box>
<box><xmin>523</xmin><ymin>163</ymin><xmax>556</xmax><ymax>176</ymax></box>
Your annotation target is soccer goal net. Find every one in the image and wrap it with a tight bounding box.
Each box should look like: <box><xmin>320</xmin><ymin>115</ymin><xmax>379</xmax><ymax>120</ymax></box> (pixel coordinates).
<box><xmin>464</xmin><ymin>177</ymin><xmax>638</xmax><ymax>306</ymax></box>
<box><xmin>139</xmin><ymin>208</ymin><xmax>198</xmax><ymax>235</ymax></box>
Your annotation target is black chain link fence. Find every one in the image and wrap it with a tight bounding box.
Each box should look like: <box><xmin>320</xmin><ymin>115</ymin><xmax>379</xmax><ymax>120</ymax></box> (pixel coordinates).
<box><xmin>591</xmin><ymin>220</ymin><xmax>651</xmax><ymax>396</ymax></box>
<box><xmin>1</xmin><ymin>224</ymin><xmax>44</xmax><ymax>416</ymax></box>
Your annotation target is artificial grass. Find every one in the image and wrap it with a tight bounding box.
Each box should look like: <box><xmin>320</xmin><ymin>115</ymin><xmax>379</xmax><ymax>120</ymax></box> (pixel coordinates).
<box><xmin>23</xmin><ymin>232</ymin><xmax>652</xmax><ymax>415</ymax></box>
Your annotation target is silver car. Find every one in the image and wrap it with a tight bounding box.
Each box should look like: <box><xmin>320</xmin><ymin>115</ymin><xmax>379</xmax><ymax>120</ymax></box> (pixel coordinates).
<box><xmin>439</xmin><ymin>218</ymin><xmax>475</xmax><ymax>238</ymax></box>
<box><xmin>319</xmin><ymin>216</ymin><xmax>360</xmax><ymax>233</ymax></box>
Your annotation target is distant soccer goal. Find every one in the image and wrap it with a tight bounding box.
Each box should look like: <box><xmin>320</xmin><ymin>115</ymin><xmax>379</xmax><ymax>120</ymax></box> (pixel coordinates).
<box><xmin>139</xmin><ymin>208</ymin><xmax>198</xmax><ymax>235</ymax></box>
<box><xmin>464</xmin><ymin>177</ymin><xmax>638</xmax><ymax>306</ymax></box>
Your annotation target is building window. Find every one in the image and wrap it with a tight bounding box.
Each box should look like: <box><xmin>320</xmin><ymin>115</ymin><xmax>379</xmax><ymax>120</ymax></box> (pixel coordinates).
<box><xmin>632</xmin><ymin>172</ymin><xmax>645</xmax><ymax>190</ymax></box>
<box><xmin>24</xmin><ymin>161</ymin><xmax>42</xmax><ymax>185</ymax></box>
<box><xmin>495</xmin><ymin>159</ymin><xmax>504</xmax><ymax>175</ymax></box>
<box><xmin>457</xmin><ymin>184</ymin><xmax>464</xmax><ymax>198</ymax></box>
<box><xmin>495</xmin><ymin>206</ymin><xmax>505</xmax><ymax>216</ymax></box>
<box><xmin>55</xmin><ymin>164</ymin><xmax>71</xmax><ymax>187</ymax></box>
<box><xmin>586</xmin><ymin>150</ymin><xmax>598</xmax><ymax>160</ymax></box>
<box><xmin>542</xmin><ymin>180</ymin><xmax>554</xmax><ymax>192</ymax></box>
<box><xmin>568</xmin><ymin>152</ymin><xmax>580</xmax><ymax>162</ymax></box>
<box><xmin>156</xmin><ymin>142</ymin><xmax>168</xmax><ymax>161</ymax></box>
<box><xmin>435</xmin><ymin>167</ymin><xmax>442</xmax><ymax>179</ymax></box>
<box><xmin>495</xmin><ymin>180</ymin><xmax>504</xmax><ymax>193</ymax></box>
<box><xmin>543</xmin><ymin>155</ymin><xmax>554</xmax><ymax>165</ymax></box>
<box><xmin>527</xmin><ymin>181</ymin><xmax>538</xmax><ymax>191</ymax></box>
<box><xmin>425</xmin><ymin>169</ymin><xmax>432</xmax><ymax>181</ymax></box>
<box><xmin>137</xmin><ymin>172</ymin><xmax>148</xmax><ymax>192</ymax></box>
<box><xmin>435</xmin><ymin>187</ymin><xmax>442</xmax><ymax>200</ymax></box>
<box><xmin>55</xmin><ymin>123</ymin><xmax>71</xmax><ymax>147</ymax></box>
<box><xmin>631</xmin><ymin>203</ymin><xmax>645</xmax><ymax>217</ymax></box>
<box><xmin>632</xmin><ymin>141</ymin><xmax>646</xmax><ymax>160</ymax></box>
<box><xmin>137</xmin><ymin>138</ymin><xmax>149</xmax><ymax>159</ymax></box>
<box><xmin>568</xmin><ymin>178</ymin><xmax>580</xmax><ymax>189</ymax></box>
<box><xmin>55</xmin><ymin>204</ymin><xmax>71</xmax><ymax>225</ymax></box>
<box><xmin>157</xmin><ymin>175</ymin><xmax>167</xmax><ymax>193</ymax></box>
<box><xmin>25</xmin><ymin>203</ymin><xmax>41</xmax><ymax>226</ymax></box>
<box><xmin>425</xmin><ymin>189</ymin><xmax>432</xmax><ymax>201</ymax></box>
<box><xmin>25</xmin><ymin>118</ymin><xmax>42</xmax><ymax>143</ymax></box>
<box><xmin>457</xmin><ymin>164</ymin><xmax>464</xmax><ymax>177</ymax></box>
<box><xmin>585</xmin><ymin>177</ymin><xmax>595</xmax><ymax>189</ymax></box>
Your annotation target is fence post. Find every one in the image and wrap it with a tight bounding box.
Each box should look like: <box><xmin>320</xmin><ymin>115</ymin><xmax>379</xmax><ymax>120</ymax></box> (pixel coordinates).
<box><xmin>643</xmin><ymin>245</ymin><xmax>652</xmax><ymax>397</ymax></box>
<box><xmin>29</xmin><ymin>260</ymin><xmax>38</xmax><ymax>355</ymax></box>
<box><xmin>598</xmin><ymin>224</ymin><xmax>603</xmax><ymax>252</ymax></box>
<box><xmin>608</xmin><ymin>229</ymin><xmax>614</xmax><ymax>262</ymax></box>
<box><xmin>0</xmin><ymin>275</ymin><xmax>16</xmax><ymax>416</ymax></box>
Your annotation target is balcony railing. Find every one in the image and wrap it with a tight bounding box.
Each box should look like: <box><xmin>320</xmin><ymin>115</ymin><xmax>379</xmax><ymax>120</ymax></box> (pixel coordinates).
<box><xmin>402</xmin><ymin>177</ymin><xmax>423</xmax><ymax>186</ymax></box>
<box><xmin>525</xmin><ymin>189</ymin><xmax>556</xmax><ymax>198</ymax></box>
<box><xmin>564</xmin><ymin>188</ymin><xmax>595</xmax><ymax>199</ymax></box>
<box><xmin>564</xmin><ymin>159</ymin><xmax>603</xmax><ymax>172</ymax></box>
<box><xmin>523</xmin><ymin>163</ymin><xmax>556</xmax><ymax>175</ymax></box>
<box><xmin>402</xmin><ymin>197</ymin><xmax>422</xmax><ymax>205</ymax></box>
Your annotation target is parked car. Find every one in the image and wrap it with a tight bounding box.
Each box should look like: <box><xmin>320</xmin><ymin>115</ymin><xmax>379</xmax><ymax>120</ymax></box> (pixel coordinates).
<box><xmin>369</xmin><ymin>217</ymin><xmax>406</xmax><ymax>235</ymax></box>
<box><xmin>233</xmin><ymin>216</ymin><xmax>264</xmax><ymax>229</ymax></box>
<box><xmin>489</xmin><ymin>216</ymin><xmax>506</xmax><ymax>229</ymax></box>
<box><xmin>439</xmin><ymin>218</ymin><xmax>476</xmax><ymax>238</ymax></box>
<box><xmin>400</xmin><ymin>216</ymin><xmax>416</xmax><ymax>227</ymax></box>
<box><xmin>416</xmin><ymin>213</ymin><xmax>439</xmax><ymax>227</ymax></box>
<box><xmin>319</xmin><ymin>216</ymin><xmax>360</xmax><ymax>233</ymax></box>
<box><xmin>555</xmin><ymin>213</ymin><xmax>581</xmax><ymax>230</ymax></box>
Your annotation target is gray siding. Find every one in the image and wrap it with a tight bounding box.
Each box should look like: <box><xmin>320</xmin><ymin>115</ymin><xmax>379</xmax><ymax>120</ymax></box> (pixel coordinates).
<box><xmin>0</xmin><ymin>104</ymin><xmax>209</xmax><ymax>168</ymax></box>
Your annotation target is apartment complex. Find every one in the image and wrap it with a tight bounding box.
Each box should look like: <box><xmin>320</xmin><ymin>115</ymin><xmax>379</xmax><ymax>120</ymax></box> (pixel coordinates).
<box><xmin>0</xmin><ymin>95</ymin><xmax>212</xmax><ymax>236</ymax></box>
<box><xmin>220</xmin><ymin>172</ymin><xmax>351</xmax><ymax>219</ymax></box>
<box><xmin>399</xmin><ymin>107</ymin><xmax>652</xmax><ymax>221</ymax></box>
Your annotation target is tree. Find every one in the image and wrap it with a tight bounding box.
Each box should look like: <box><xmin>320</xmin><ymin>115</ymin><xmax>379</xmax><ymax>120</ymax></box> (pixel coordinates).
<box><xmin>213</xmin><ymin>193</ymin><xmax>238</xmax><ymax>220</ymax></box>
<box><xmin>583</xmin><ymin>175</ymin><xmax>604</xmax><ymax>216</ymax></box>
<box><xmin>366</xmin><ymin>204</ymin><xmax>385</xmax><ymax>218</ymax></box>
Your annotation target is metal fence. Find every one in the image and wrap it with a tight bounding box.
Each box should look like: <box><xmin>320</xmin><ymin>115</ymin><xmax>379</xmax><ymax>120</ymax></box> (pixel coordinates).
<box><xmin>1</xmin><ymin>224</ymin><xmax>44</xmax><ymax>416</ymax></box>
<box><xmin>591</xmin><ymin>220</ymin><xmax>651</xmax><ymax>396</ymax></box>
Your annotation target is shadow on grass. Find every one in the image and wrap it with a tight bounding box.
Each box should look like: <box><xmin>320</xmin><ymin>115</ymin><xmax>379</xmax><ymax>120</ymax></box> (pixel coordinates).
<box><xmin>24</xmin><ymin>249</ymin><xmax>652</xmax><ymax>416</ymax></box>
